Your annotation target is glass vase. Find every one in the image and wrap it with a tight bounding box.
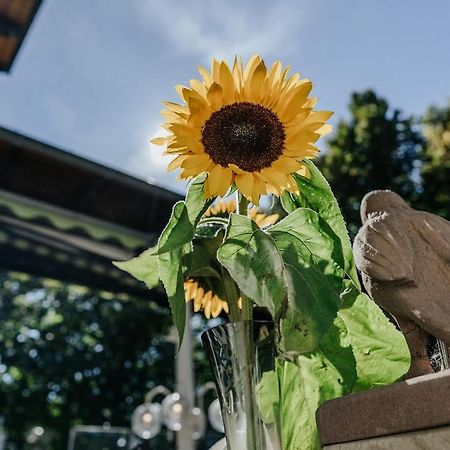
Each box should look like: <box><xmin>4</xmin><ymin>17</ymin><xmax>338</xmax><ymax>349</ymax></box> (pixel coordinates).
<box><xmin>202</xmin><ymin>321</ymin><xmax>281</xmax><ymax>450</ymax></box>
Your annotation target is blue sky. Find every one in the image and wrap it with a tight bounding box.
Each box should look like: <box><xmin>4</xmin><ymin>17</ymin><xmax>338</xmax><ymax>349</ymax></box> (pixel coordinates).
<box><xmin>1</xmin><ymin>0</ymin><xmax>449</xmax><ymax>193</ymax></box>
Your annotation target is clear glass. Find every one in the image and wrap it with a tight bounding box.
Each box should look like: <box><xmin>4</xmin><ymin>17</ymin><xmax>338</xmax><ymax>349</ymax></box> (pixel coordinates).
<box><xmin>202</xmin><ymin>321</ymin><xmax>281</xmax><ymax>450</ymax></box>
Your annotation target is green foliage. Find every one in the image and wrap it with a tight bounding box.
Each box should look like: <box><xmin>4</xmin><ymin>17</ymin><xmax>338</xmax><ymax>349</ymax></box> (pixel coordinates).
<box><xmin>319</xmin><ymin>90</ymin><xmax>423</xmax><ymax>236</ymax></box>
<box><xmin>418</xmin><ymin>101</ymin><xmax>450</xmax><ymax>219</ymax></box>
<box><xmin>0</xmin><ymin>272</ymin><xmax>173</xmax><ymax>450</ymax></box>
<box><xmin>113</xmin><ymin>246</ymin><xmax>160</xmax><ymax>289</ymax></box>
<box><xmin>117</xmin><ymin>174</ymin><xmax>214</xmax><ymax>345</ymax></box>
<box><xmin>338</xmin><ymin>284</ymin><xmax>411</xmax><ymax>392</ymax></box>
<box><xmin>158</xmin><ymin>244</ymin><xmax>191</xmax><ymax>347</ymax></box>
<box><xmin>156</xmin><ymin>174</ymin><xmax>212</xmax><ymax>254</ymax></box>
<box><xmin>282</xmin><ymin>160</ymin><xmax>360</xmax><ymax>288</ymax></box>
<box><xmin>219</xmin><ymin>161</ymin><xmax>410</xmax><ymax>450</ymax></box>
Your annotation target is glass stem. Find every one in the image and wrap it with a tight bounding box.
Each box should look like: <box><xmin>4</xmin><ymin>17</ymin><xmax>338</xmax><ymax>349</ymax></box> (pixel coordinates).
<box><xmin>236</xmin><ymin>194</ymin><xmax>253</xmax><ymax>322</ymax></box>
<box><xmin>236</xmin><ymin>193</ymin><xmax>261</xmax><ymax>449</ymax></box>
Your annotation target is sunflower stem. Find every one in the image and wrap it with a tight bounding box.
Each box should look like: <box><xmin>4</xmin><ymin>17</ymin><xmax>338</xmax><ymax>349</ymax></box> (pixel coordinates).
<box><xmin>236</xmin><ymin>194</ymin><xmax>254</xmax><ymax>322</ymax></box>
<box><xmin>221</xmin><ymin>266</ymin><xmax>241</xmax><ymax>322</ymax></box>
<box><xmin>238</xmin><ymin>194</ymin><xmax>249</xmax><ymax>215</ymax></box>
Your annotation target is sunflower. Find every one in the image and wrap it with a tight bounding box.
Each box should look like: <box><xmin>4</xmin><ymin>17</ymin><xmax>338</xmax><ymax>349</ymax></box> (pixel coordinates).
<box><xmin>204</xmin><ymin>199</ymin><xmax>279</xmax><ymax>228</ymax></box>
<box><xmin>184</xmin><ymin>279</ymin><xmax>244</xmax><ymax>319</ymax></box>
<box><xmin>152</xmin><ymin>54</ymin><xmax>333</xmax><ymax>204</ymax></box>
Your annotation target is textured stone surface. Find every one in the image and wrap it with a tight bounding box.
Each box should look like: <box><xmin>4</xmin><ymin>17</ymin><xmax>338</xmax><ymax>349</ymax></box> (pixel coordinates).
<box><xmin>353</xmin><ymin>190</ymin><xmax>450</xmax><ymax>377</ymax></box>
<box><xmin>317</xmin><ymin>370</ymin><xmax>450</xmax><ymax>447</ymax></box>
<box><xmin>322</xmin><ymin>425</ymin><xmax>450</xmax><ymax>450</ymax></box>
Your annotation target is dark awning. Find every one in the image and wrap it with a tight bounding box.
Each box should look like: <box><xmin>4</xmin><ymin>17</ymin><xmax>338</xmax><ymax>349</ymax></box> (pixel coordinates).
<box><xmin>0</xmin><ymin>126</ymin><xmax>182</xmax><ymax>301</ymax></box>
<box><xmin>0</xmin><ymin>0</ymin><xmax>43</xmax><ymax>72</ymax></box>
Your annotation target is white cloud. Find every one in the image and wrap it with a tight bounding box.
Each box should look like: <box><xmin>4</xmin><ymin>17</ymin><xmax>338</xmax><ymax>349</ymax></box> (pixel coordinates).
<box><xmin>134</xmin><ymin>0</ymin><xmax>308</xmax><ymax>62</ymax></box>
<box><xmin>125</xmin><ymin>125</ymin><xmax>188</xmax><ymax>194</ymax></box>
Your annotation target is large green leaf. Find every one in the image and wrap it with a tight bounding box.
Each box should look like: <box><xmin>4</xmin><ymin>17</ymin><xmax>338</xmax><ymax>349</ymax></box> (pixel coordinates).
<box><xmin>156</xmin><ymin>174</ymin><xmax>213</xmax><ymax>254</ymax></box>
<box><xmin>218</xmin><ymin>211</ymin><xmax>341</xmax><ymax>354</ymax></box>
<box><xmin>338</xmin><ymin>285</ymin><xmax>411</xmax><ymax>391</ymax></box>
<box><xmin>285</xmin><ymin>160</ymin><xmax>360</xmax><ymax>289</ymax></box>
<box><xmin>256</xmin><ymin>369</ymin><xmax>279</xmax><ymax>425</ymax></box>
<box><xmin>158</xmin><ymin>244</ymin><xmax>191</xmax><ymax>347</ymax></box>
<box><xmin>257</xmin><ymin>319</ymin><xmax>356</xmax><ymax>450</ymax></box>
<box><xmin>187</xmin><ymin>242</ymin><xmax>221</xmax><ymax>279</ymax></box>
<box><xmin>113</xmin><ymin>246</ymin><xmax>160</xmax><ymax>289</ymax></box>
<box><xmin>278</xmin><ymin>347</ymin><xmax>352</xmax><ymax>450</ymax></box>
<box><xmin>268</xmin><ymin>210</ymin><xmax>342</xmax><ymax>354</ymax></box>
<box><xmin>217</xmin><ymin>214</ymin><xmax>287</xmax><ymax>317</ymax></box>
<box><xmin>269</xmin><ymin>208</ymin><xmax>345</xmax><ymax>291</ymax></box>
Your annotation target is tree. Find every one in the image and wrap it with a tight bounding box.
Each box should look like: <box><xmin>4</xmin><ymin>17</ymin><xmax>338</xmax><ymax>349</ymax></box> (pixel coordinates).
<box><xmin>418</xmin><ymin>101</ymin><xmax>450</xmax><ymax>219</ymax></box>
<box><xmin>319</xmin><ymin>90</ymin><xmax>423</xmax><ymax>236</ymax></box>
<box><xmin>0</xmin><ymin>272</ymin><xmax>173</xmax><ymax>450</ymax></box>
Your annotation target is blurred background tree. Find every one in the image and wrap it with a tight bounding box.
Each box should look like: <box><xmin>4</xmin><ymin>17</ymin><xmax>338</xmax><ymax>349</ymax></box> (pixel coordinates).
<box><xmin>418</xmin><ymin>101</ymin><xmax>450</xmax><ymax>219</ymax></box>
<box><xmin>0</xmin><ymin>272</ymin><xmax>174</xmax><ymax>450</ymax></box>
<box><xmin>318</xmin><ymin>90</ymin><xmax>424</xmax><ymax>235</ymax></box>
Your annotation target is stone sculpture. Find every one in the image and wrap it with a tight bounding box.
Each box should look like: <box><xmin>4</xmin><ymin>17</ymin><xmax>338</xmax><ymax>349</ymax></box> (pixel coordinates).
<box><xmin>353</xmin><ymin>190</ymin><xmax>450</xmax><ymax>378</ymax></box>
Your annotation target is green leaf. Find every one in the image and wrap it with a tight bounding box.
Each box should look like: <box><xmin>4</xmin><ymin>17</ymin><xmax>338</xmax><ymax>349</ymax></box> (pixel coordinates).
<box><xmin>194</xmin><ymin>223</ymin><xmax>226</xmax><ymax>239</ymax></box>
<box><xmin>217</xmin><ymin>214</ymin><xmax>287</xmax><ymax>317</ymax></box>
<box><xmin>269</xmin><ymin>210</ymin><xmax>342</xmax><ymax>354</ymax></box>
<box><xmin>187</xmin><ymin>243</ymin><xmax>221</xmax><ymax>279</ymax></box>
<box><xmin>218</xmin><ymin>211</ymin><xmax>342</xmax><ymax>354</ymax></box>
<box><xmin>278</xmin><ymin>349</ymin><xmax>351</xmax><ymax>450</ymax></box>
<box><xmin>256</xmin><ymin>370</ymin><xmax>279</xmax><ymax>425</ymax></box>
<box><xmin>280</xmin><ymin>191</ymin><xmax>297</xmax><ymax>214</ymax></box>
<box><xmin>269</xmin><ymin>208</ymin><xmax>345</xmax><ymax>291</ymax></box>
<box><xmin>158</xmin><ymin>244</ymin><xmax>191</xmax><ymax>347</ymax></box>
<box><xmin>113</xmin><ymin>246</ymin><xmax>160</xmax><ymax>289</ymax></box>
<box><xmin>319</xmin><ymin>316</ymin><xmax>357</xmax><ymax>393</ymax></box>
<box><xmin>156</xmin><ymin>174</ymin><xmax>213</xmax><ymax>254</ymax></box>
<box><xmin>258</xmin><ymin>320</ymin><xmax>356</xmax><ymax>450</ymax></box>
<box><xmin>289</xmin><ymin>160</ymin><xmax>360</xmax><ymax>289</ymax></box>
<box><xmin>338</xmin><ymin>285</ymin><xmax>411</xmax><ymax>391</ymax></box>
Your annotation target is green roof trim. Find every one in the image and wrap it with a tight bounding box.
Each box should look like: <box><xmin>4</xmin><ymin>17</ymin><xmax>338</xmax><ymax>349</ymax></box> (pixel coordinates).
<box><xmin>0</xmin><ymin>189</ymin><xmax>149</xmax><ymax>250</ymax></box>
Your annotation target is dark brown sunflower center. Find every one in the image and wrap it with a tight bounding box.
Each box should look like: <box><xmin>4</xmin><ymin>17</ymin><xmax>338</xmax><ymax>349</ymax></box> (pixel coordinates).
<box><xmin>201</xmin><ymin>102</ymin><xmax>285</xmax><ymax>172</ymax></box>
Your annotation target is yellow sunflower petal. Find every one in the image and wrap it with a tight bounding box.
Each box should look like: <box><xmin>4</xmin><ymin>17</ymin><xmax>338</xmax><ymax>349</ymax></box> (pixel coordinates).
<box><xmin>222</xmin><ymin>301</ymin><xmax>229</xmax><ymax>314</ymax></box>
<box><xmin>235</xmin><ymin>172</ymin><xmax>255</xmax><ymax>201</ymax></box>
<box><xmin>285</xmin><ymin>130</ymin><xmax>320</xmax><ymax>148</ymax></box>
<box><xmin>252</xmin><ymin>173</ymin><xmax>267</xmax><ymax>202</ymax></box>
<box><xmin>316</xmin><ymin>124</ymin><xmax>333</xmax><ymax>136</ymax></box>
<box><xmin>202</xmin><ymin>290</ymin><xmax>213</xmax><ymax>319</ymax></box>
<box><xmin>168</xmin><ymin>155</ymin><xmax>189</xmax><ymax>172</ymax></box>
<box><xmin>194</xmin><ymin>287</ymin><xmax>204</xmax><ymax>312</ymax></box>
<box><xmin>228</xmin><ymin>163</ymin><xmax>246</xmax><ymax>175</ymax></box>
<box><xmin>260</xmin><ymin>168</ymin><xmax>288</xmax><ymax>194</ymax></box>
<box><xmin>278</xmin><ymin>82</ymin><xmax>313</xmax><ymax>123</ymax></box>
<box><xmin>187</xmin><ymin>97</ymin><xmax>211</xmax><ymax>127</ymax></box>
<box><xmin>211</xmin><ymin>295</ymin><xmax>223</xmax><ymax>318</ymax></box>
<box><xmin>207</xmin><ymin>82</ymin><xmax>224</xmax><ymax>111</ymax></box>
<box><xmin>219</xmin><ymin>61</ymin><xmax>237</xmax><ymax>104</ymax></box>
<box><xmin>243</xmin><ymin>54</ymin><xmax>262</xmax><ymax>81</ymax></box>
<box><xmin>206</xmin><ymin>166</ymin><xmax>234</xmax><ymax>197</ymax></box>
<box><xmin>245</xmin><ymin>60</ymin><xmax>267</xmax><ymax>103</ymax></box>
<box><xmin>271</xmin><ymin>156</ymin><xmax>304</xmax><ymax>173</ymax></box>
<box><xmin>163</xmin><ymin>101</ymin><xmax>190</xmax><ymax>114</ymax></box>
<box><xmin>151</xmin><ymin>136</ymin><xmax>172</xmax><ymax>146</ymax></box>
<box><xmin>189</xmin><ymin>79</ymin><xmax>208</xmax><ymax>98</ymax></box>
<box><xmin>181</xmin><ymin>153</ymin><xmax>211</xmax><ymax>170</ymax></box>
<box><xmin>211</xmin><ymin>58</ymin><xmax>221</xmax><ymax>83</ymax></box>
<box><xmin>198</xmin><ymin>65</ymin><xmax>213</xmax><ymax>86</ymax></box>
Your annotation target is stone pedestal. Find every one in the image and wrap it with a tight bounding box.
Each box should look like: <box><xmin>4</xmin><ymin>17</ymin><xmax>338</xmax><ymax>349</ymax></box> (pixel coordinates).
<box><xmin>316</xmin><ymin>371</ymin><xmax>450</xmax><ymax>449</ymax></box>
